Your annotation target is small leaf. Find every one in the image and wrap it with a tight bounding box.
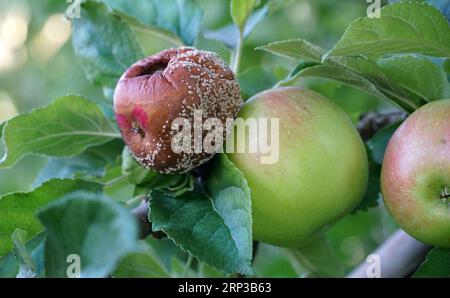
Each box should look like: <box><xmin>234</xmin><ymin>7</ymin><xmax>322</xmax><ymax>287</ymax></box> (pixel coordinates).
<box><xmin>377</xmin><ymin>55</ymin><xmax>450</xmax><ymax>101</ymax></box>
<box><xmin>37</xmin><ymin>192</ymin><xmax>139</xmax><ymax>277</ymax></box>
<box><xmin>204</xmin><ymin>6</ymin><xmax>268</xmax><ymax>48</ymax></box>
<box><xmin>72</xmin><ymin>1</ymin><xmax>143</xmax><ymax>98</ymax></box>
<box><xmin>353</xmin><ymin>159</ymin><xmax>381</xmax><ymax>212</ymax></box>
<box><xmin>231</xmin><ymin>0</ymin><xmax>258</xmax><ymax>31</ymax></box>
<box><xmin>0</xmin><ymin>95</ymin><xmax>118</xmax><ymax>169</ymax></box>
<box><xmin>238</xmin><ymin>67</ymin><xmax>278</xmax><ymax>100</ymax></box>
<box><xmin>414</xmin><ymin>248</ymin><xmax>450</xmax><ymax>277</ymax></box>
<box><xmin>257</xmin><ymin>39</ymin><xmax>325</xmax><ymax>63</ymax></box>
<box><xmin>121</xmin><ymin>146</ymin><xmax>159</xmax><ymax>186</ymax></box>
<box><xmin>0</xmin><ymin>179</ymin><xmax>102</xmax><ymax>256</ymax></box>
<box><xmin>329</xmin><ymin>2</ymin><xmax>450</xmax><ymax>58</ymax></box>
<box><xmin>97</xmin><ymin>157</ymin><xmax>135</xmax><ymax>202</ymax></box>
<box><xmin>355</xmin><ymin>122</ymin><xmax>402</xmax><ymax>212</ymax></box>
<box><xmin>0</xmin><ymin>233</ymin><xmax>44</xmax><ymax>278</ymax></box>
<box><xmin>367</xmin><ymin>122</ymin><xmax>402</xmax><ymax>165</ymax></box>
<box><xmin>11</xmin><ymin>229</ymin><xmax>39</xmax><ymax>278</ymax></box>
<box><xmin>112</xmin><ymin>241</ymin><xmax>169</xmax><ymax>277</ymax></box>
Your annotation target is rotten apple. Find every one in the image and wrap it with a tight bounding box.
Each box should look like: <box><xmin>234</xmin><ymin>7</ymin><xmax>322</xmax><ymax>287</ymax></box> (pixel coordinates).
<box><xmin>114</xmin><ymin>47</ymin><xmax>242</xmax><ymax>174</ymax></box>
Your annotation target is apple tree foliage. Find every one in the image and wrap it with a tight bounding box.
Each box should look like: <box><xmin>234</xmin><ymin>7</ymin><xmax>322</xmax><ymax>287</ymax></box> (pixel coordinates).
<box><xmin>0</xmin><ymin>0</ymin><xmax>449</xmax><ymax>277</ymax></box>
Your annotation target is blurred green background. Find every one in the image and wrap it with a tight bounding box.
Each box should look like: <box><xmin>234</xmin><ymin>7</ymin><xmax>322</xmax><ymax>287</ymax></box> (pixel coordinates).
<box><xmin>0</xmin><ymin>0</ymin><xmax>398</xmax><ymax>277</ymax></box>
<box><xmin>0</xmin><ymin>0</ymin><xmax>392</xmax><ymax>119</ymax></box>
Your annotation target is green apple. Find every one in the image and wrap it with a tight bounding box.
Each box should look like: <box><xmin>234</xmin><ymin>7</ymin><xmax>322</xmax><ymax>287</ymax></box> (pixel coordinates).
<box><xmin>228</xmin><ymin>87</ymin><xmax>369</xmax><ymax>247</ymax></box>
<box><xmin>381</xmin><ymin>99</ymin><xmax>450</xmax><ymax>248</ymax></box>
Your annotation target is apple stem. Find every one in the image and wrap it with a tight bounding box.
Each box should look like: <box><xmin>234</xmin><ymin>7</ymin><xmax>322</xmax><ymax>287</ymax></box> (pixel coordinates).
<box><xmin>347</xmin><ymin>229</ymin><xmax>431</xmax><ymax>278</ymax></box>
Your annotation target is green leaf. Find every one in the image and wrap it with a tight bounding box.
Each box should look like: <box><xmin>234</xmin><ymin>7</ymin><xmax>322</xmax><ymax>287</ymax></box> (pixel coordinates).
<box><xmin>329</xmin><ymin>2</ymin><xmax>450</xmax><ymax>58</ymax></box>
<box><xmin>112</xmin><ymin>241</ymin><xmax>169</xmax><ymax>277</ymax></box>
<box><xmin>367</xmin><ymin>122</ymin><xmax>402</xmax><ymax>165</ymax></box>
<box><xmin>444</xmin><ymin>58</ymin><xmax>450</xmax><ymax>74</ymax></box>
<box><xmin>72</xmin><ymin>1</ymin><xmax>143</xmax><ymax>98</ymax></box>
<box><xmin>377</xmin><ymin>55</ymin><xmax>450</xmax><ymax>101</ymax></box>
<box><xmin>97</xmin><ymin>157</ymin><xmax>135</xmax><ymax>202</ymax></box>
<box><xmin>12</xmin><ymin>229</ymin><xmax>38</xmax><ymax>278</ymax></box>
<box><xmin>103</xmin><ymin>0</ymin><xmax>201</xmax><ymax>46</ymax></box>
<box><xmin>389</xmin><ymin>0</ymin><xmax>450</xmax><ymax>21</ymax></box>
<box><xmin>150</xmin><ymin>183</ymin><xmax>253</xmax><ymax>275</ymax></box>
<box><xmin>150</xmin><ymin>0</ymin><xmax>203</xmax><ymax>45</ymax></box>
<box><xmin>121</xmin><ymin>146</ymin><xmax>157</xmax><ymax>185</ymax></box>
<box><xmin>205</xmin><ymin>154</ymin><xmax>253</xmax><ymax>269</ymax></box>
<box><xmin>204</xmin><ymin>6</ymin><xmax>268</xmax><ymax>48</ymax></box>
<box><xmin>0</xmin><ymin>156</ymin><xmax>47</xmax><ymax>196</ymax></box>
<box><xmin>101</xmin><ymin>0</ymin><xmax>156</xmax><ymax>27</ymax></box>
<box><xmin>118</xmin><ymin>12</ymin><xmax>183</xmax><ymax>56</ymax></box>
<box><xmin>37</xmin><ymin>192</ymin><xmax>139</xmax><ymax>277</ymax></box>
<box><xmin>0</xmin><ymin>122</ymin><xmax>5</xmax><ymax>158</ymax></box>
<box><xmin>0</xmin><ymin>95</ymin><xmax>118</xmax><ymax>169</ymax></box>
<box><xmin>413</xmin><ymin>248</ymin><xmax>450</xmax><ymax>277</ymax></box>
<box><xmin>169</xmin><ymin>256</ymin><xmax>196</xmax><ymax>277</ymax></box>
<box><xmin>325</xmin><ymin>56</ymin><xmax>421</xmax><ymax>111</ymax></box>
<box><xmin>231</xmin><ymin>0</ymin><xmax>258</xmax><ymax>31</ymax></box>
<box><xmin>302</xmin><ymin>79</ymin><xmax>386</xmax><ymax>123</ymax></box>
<box><xmin>0</xmin><ymin>233</ymin><xmax>44</xmax><ymax>278</ymax></box>
<box><xmin>238</xmin><ymin>67</ymin><xmax>278</xmax><ymax>100</ymax></box>
<box><xmin>120</xmin><ymin>146</ymin><xmax>192</xmax><ymax>195</ymax></box>
<box><xmin>355</xmin><ymin>122</ymin><xmax>402</xmax><ymax>212</ymax></box>
<box><xmin>353</xmin><ymin>159</ymin><xmax>381</xmax><ymax>212</ymax></box>
<box><xmin>0</xmin><ymin>179</ymin><xmax>102</xmax><ymax>256</ymax></box>
<box><xmin>429</xmin><ymin>0</ymin><xmax>450</xmax><ymax>21</ymax></box>
<box><xmin>286</xmin><ymin>236</ymin><xmax>346</xmax><ymax>277</ymax></box>
<box><xmin>33</xmin><ymin>140</ymin><xmax>123</xmax><ymax>187</ymax></box>
<box><xmin>176</xmin><ymin>0</ymin><xmax>203</xmax><ymax>46</ymax></box>
<box><xmin>281</xmin><ymin>64</ymin><xmax>415</xmax><ymax>112</ymax></box>
<box><xmin>257</xmin><ymin>39</ymin><xmax>325</xmax><ymax>63</ymax></box>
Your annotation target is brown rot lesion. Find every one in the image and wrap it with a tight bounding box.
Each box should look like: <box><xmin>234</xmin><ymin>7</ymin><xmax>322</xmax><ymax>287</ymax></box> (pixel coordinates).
<box><xmin>131</xmin><ymin>121</ymin><xmax>145</xmax><ymax>138</ymax></box>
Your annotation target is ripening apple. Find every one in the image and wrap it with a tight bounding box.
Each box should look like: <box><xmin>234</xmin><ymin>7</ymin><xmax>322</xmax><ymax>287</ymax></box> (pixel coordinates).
<box><xmin>228</xmin><ymin>87</ymin><xmax>369</xmax><ymax>247</ymax></box>
<box><xmin>381</xmin><ymin>99</ymin><xmax>450</xmax><ymax>248</ymax></box>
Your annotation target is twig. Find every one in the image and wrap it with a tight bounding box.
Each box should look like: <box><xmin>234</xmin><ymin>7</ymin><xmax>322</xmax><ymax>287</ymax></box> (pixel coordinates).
<box><xmin>130</xmin><ymin>200</ymin><xmax>167</xmax><ymax>239</ymax></box>
<box><xmin>130</xmin><ymin>200</ymin><xmax>152</xmax><ymax>239</ymax></box>
<box><xmin>348</xmin><ymin>229</ymin><xmax>431</xmax><ymax>278</ymax></box>
<box><xmin>356</xmin><ymin>110</ymin><xmax>407</xmax><ymax>141</ymax></box>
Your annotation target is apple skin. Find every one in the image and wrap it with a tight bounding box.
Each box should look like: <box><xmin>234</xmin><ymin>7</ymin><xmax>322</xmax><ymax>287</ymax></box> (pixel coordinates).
<box><xmin>227</xmin><ymin>87</ymin><xmax>369</xmax><ymax>247</ymax></box>
<box><xmin>381</xmin><ymin>99</ymin><xmax>450</xmax><ymax>248</ymax></box>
